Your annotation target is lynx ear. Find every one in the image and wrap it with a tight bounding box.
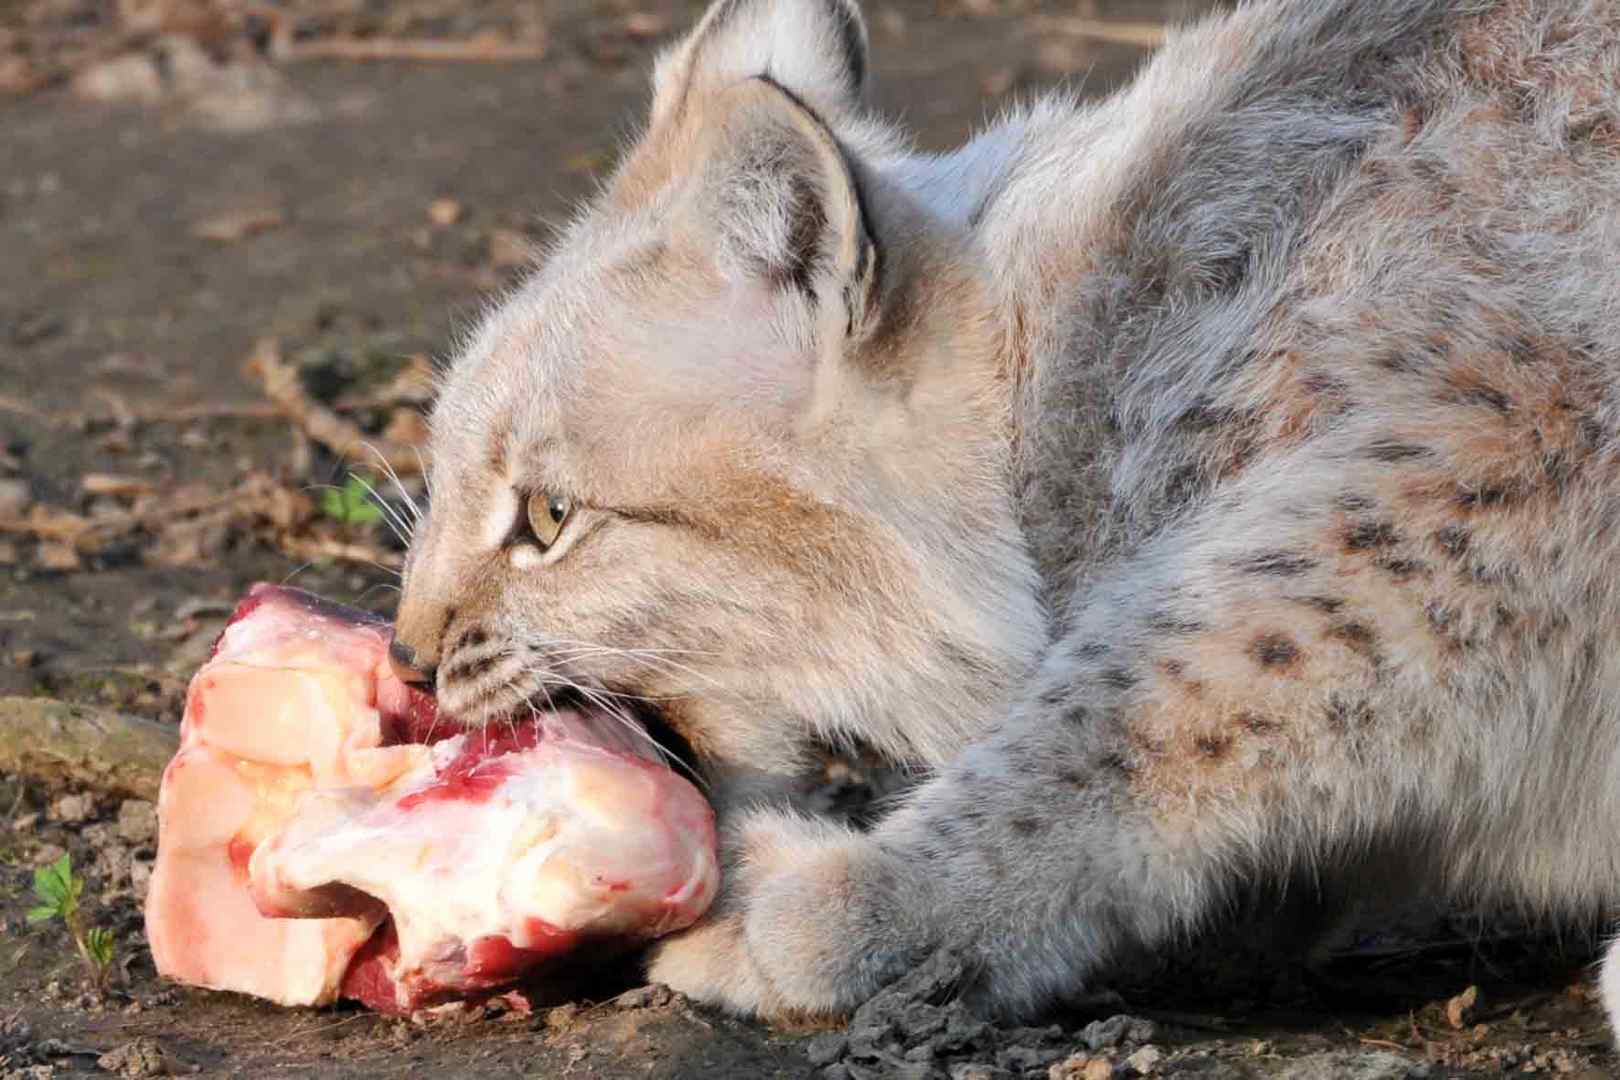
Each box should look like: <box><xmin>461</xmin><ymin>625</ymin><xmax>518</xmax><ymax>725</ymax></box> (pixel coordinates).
<box><xmin>685</xmin><ymin>76</ymin><xmax>877</xmax><ymax>337</ymax></box>
<box><xmin>650</xmin><ymin>0</ymin><xmax>869</xmax><ymax>131</ymax></box>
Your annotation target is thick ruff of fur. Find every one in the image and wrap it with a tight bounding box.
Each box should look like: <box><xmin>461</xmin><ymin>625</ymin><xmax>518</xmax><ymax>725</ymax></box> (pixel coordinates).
<box><xmin>393</xmin><ymin>0</ymin><xmax>1620</xmax><ymax>1031</ymax></box>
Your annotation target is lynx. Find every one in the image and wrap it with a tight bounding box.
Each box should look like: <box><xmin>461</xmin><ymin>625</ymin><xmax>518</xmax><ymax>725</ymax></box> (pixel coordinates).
<box><xmin>390</xmin><ymin>0</ymin><xmax>1620</xmax><ymax>1029</ymax></box>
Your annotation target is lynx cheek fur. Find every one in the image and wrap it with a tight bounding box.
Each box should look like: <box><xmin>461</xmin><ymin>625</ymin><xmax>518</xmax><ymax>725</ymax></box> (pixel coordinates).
<box><xmin>393</xmin><ymin>0</ymin><xmax>1620</xmax><ymax>1028</ymax></box>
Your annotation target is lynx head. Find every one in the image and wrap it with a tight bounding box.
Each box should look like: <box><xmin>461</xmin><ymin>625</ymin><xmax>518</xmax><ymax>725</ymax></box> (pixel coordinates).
<box><xmin>392</xmin><ymin>0</ymin><xmax>1044</xmax><ymax>775</ymax></box>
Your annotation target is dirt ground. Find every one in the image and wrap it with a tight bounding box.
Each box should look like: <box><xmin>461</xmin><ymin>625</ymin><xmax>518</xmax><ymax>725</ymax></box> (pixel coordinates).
<box><xmin>1</xmin><ymin>0</ymin><xmax>1617</xmax><ymax>1076</ymax></box>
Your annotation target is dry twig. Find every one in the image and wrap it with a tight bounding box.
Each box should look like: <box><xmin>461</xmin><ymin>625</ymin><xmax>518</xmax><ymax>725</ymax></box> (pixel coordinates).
<box><xmin>243</xmin><ymin>337</ymin><xmax>427</xmax><ymax>476</ymax></box>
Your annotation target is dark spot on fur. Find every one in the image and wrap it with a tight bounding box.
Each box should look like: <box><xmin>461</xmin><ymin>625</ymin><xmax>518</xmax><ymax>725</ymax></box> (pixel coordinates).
<box><xmin>1323</xmin><ymin>693</ymin><xmax>1375</xmax><ymax>732</ymax></box>
<box><xmin>1454</xmin><ymin>382</ymin><xmax>1511</xmax><ymax>414</ymax></box>
<box><xmin>1237</xmin><ymin>709</ymin><xmax>1278</xmax><ymax>734</ymax></box>
<box><xmin>1345</xmin><ymin>521</ymin><xmax>1399</xmax><ymax>551</ymax></box>
<box><xmin>1164</xmin><ymin>462</ymin><xmax>1202</xmax><ymax>506</ymax></box>
<box><xmin>1376</xmin><ymin>350</ymin><xmax>1422</xmax><ymax>374</ymax></box>
<box><xmin>1374</xmin><ymin>555</ymin><xmax>1429</xmax><ymax>579</ymax></box>
<box><xmin>1175</xmin><ymin>397</ymin><xmax>1237</xmax><ymax>432</ymax></box>
<box><xmin>1161</xmin><ymin>657</ymin><xmax>1185</xmax><ymax>677</ymax></box>
<box><xmin>1433</xmin><ymin>526</ymin><xmax>1470</xmax><ymax>558</ymax></box>
<box><xmin>1326</xmin><ymin>621</ymin><xmax>1381</xmax><ymax>666</ymax></box>
<box><xmin>457</xmin><ymin>627</ymin><xmax>487</xmax><ymax>652</ymax></box>
<box><xmin>1365</xmin><ymin>440</ymin><xmax>1430</xmax><ymax>462</ymax></box>
<box><xmin>1062</xmin><ymin>705</ymin><xmax>1092</xmax><ymax>729</ymax></box>
<box><xmin>1249</xmin><ymin>632</ymin><xmax>1300</xmax><ymax>670</ymax></box>
<box><xmin>1542</xmin><ymin>452</ymin><xmax>1575</xmax><ymax>491</ymax></box>
<box><xmin>1099</xmin><ymin>666</ymin><xmax>1138</xmax><ymax>691</ymax></box>
<box><xmin>1194</xmin><ymin>733</ymin><xmax>1232</xmax><ymax>759</ymax></box>
<box><xmin>1010</xmin><ymin>815</ymin><xmax>1043</xmax><ymax>837</ymax></box>
<box><xmin>1237</xmin><ymin>551</ymin><xmax>1317</xmax><ymax>576</ymax></box>
<box><xmin>1056</xmin><ymin>768</ymin><xmax>1088</xmax><ymax>788</ymax></box>
<box><xmin>1294</xmin><ymin>594</ymin><xmax>1346</xmax><ymax>614</ymax></box>
<box><xmin>447</xmin><ymin>654</ymin><xmax>498</xmax><ymax>682</ymax></box>
<box><xmin>1095</xmin><ymin>752</ymin><xmax>1132</xmax><ymax>776</ymax></box>
<box><xmin>1456</xmin><ymin>483</ymin><xmax>1521</xmax><ymax>511</ymax></box>
<box><xmin>1146</xmin><ymin>610</ymin><xmax>1205</xmax><ymax>634</ymax></box>
<box><xmin>1038</xmin><ymin>684</ymin><xmax>1071</xmax><ymax>709</ymax></box>
<box><xmin>1075</xmin><ymin>641</ymin><xmax>1109</xmax><ymax>660</ymax></box>
<box><xmin>1335</xmin><ymin>493</ymin><xmax>1375</xmax><ymax>512</ymax></box>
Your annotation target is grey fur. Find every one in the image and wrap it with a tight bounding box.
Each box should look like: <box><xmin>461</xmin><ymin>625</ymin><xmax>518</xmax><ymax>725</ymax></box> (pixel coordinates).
<box><xmin>398</xmin><ymin>0</ymin><xmax>1620</xmax><ymax>1032</ymax></box>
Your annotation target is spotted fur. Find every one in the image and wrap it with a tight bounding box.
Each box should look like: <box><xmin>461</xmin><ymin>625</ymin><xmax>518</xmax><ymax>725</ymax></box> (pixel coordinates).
<box><xmin>393</xmin><ymin>0</ymin><xmax>1620</xmax><ymax>1033</ymax></box>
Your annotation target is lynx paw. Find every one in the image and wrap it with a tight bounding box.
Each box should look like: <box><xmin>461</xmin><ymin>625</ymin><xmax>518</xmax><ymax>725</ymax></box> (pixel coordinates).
<box><xmin>734</xmin><ymin>811</ymin><xmax>927</xmax><ymax>1015</ymax></box>
<box><xmin>644</xmin><ymin>906</ymin><xmax>782</xmax><ymax>1015</ymax></box>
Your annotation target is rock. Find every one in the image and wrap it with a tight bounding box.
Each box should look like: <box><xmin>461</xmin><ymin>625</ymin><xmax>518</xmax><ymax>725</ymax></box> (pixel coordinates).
<box><xmin>951</xmin><ymin>1066</ymin><xmax>1011</xmax><ymax>1080</ymax></box>
<box><xmin>1277</xmin><ymin>1050</ymin><xmax>1424</xmax><ymax>1079</ymax></box>
<box><xmin>0</xmin><ymin>477</ymin><xmax>29</xmax><ymax>517</ymax></box>
<box><xmin>48</xmin><ymin>793</ymin><xmax>92</xmax><ymax>823</ymax></box>
<box><xmin>1444</xmin><ymin>985</ymin><xmax>1481</xmax><ymax>1029</ymax></box>
<box><xmin>806</xmin><ymin>1032</ymin><xmax>849</xmax><ymax>1067</ymax></box>
<box><xmin>1049</xmin><ymin>1055</ymin><xmax>1113</xmax><ymax>1080</ymax></box>
<box><xmin>117</xmin><ymin>800</ymin><xmax>158</xmax><ymax>844</ymax></box>
<box><xmin>609</xmin><ymin>984</ymin><xmax>674</xmax><ymax>1010</ymax></box>
<box><xmin>0</xmin><ymin>697</ymin><xmax>179</xmax><ymax>802</ymax></box>
<box><xmin>95</xmin><ymin>1037</ymin><xmax>167</xmax><ymax>1077</ymax></box>
<box><xmin>1123</xmin><ymin>1044</ymin><xmax>1163</xmax><ymax>1075</ymax></box>
<box><xmin>1080</xmin><ymin>1015</ymin><xmax>1157</xmax><ymax>1052</ymax></box>
<box><xmin>130</xmin><ymin>857</ymin><xmax>154</xmax><ymax>894</ymax></box>
<box><xmin>997</xmin><ymin>1043</ymin><xmax>1067</xmax><ymax>1072</ymax></box>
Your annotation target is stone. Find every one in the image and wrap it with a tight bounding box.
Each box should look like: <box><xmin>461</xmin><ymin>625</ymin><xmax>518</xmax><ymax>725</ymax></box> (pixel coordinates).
<box><xmin>116</xmin><ymin>800</ymin><xmax>158</xmax><ymax>844</ymax></box>
<box><xmin>806</xmin><ymin>1032</ymin><xmax>849</xmax><ymax>1067</ymax></box>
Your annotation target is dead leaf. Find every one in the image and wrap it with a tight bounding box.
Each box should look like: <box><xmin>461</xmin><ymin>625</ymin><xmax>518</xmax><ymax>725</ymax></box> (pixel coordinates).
<box><xmin>191</xmin><ymin>206</ymin><xmax>287</xmax><ymax>242</ymax></box>
<box><xmin>1445</xmin><ymin>985</ymin><xmax>1482</xmax><ymax>1029</ymax></box>
<box><xmin>427</xmin><ymin>197</ymin><xmax>463</xmax><ymax>227</ymax></box>
<box><xmin>36</xmin><ymin>541</ymin><xmax>82</xmax><ymax>571</ymax></box>
<box><xmin>81</xmin><ymin>473</ymin><xmax>159</xmax><ymax>499</ymax></box>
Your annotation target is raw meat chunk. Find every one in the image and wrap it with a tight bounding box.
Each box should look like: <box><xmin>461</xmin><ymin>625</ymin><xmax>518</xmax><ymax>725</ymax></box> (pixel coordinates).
<box><xmin>145</xmin><ymin>585</ymin><xmax>717</xmax><ymax>1012</ymax></box>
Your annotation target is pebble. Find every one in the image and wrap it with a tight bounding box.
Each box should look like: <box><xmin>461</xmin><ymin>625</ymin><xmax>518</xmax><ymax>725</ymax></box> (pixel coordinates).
<box><xmin>96</xmin><ymin>1037</ymin><xmax>167</xmax><ymax>1078</ymax></box>
<box><xmin>51</xmin><ymin>793</ymin><xmax>95</xmax><ymax>825</ymax></box>
<box><xmin>117</xmin><ymin>800</ymin><xmax>158</xmax><ymax>844</ymax></box>
<box><xmin>1277</xmin><ymin>1050</ymin><xmax>1427</xmax><ymax>1079</ymax></box>
<box><xmin>0</xmin><ymin>477</ymin><xmax>29</xmax><ymax>517</ymax></box>
<box><xmin>806</xmin><ymin>1031</ymin><xmax>849</xmax><ymax>1067</ymax></box>
<box><xmin>1081</xmin><ymin>1014</ymin><xmax>1158</xmax><ymax>1052</ymax></box>
<box><xmin>1124</xmin><ymin>1044</ymin><xmax>1164</xmax><ymax>1075</ymax></box>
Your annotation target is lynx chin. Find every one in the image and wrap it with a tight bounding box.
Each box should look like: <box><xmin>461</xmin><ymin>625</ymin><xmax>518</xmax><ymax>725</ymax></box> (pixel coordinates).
<box><xmin>391</xmin><ymin>0</ymin><xmax>1620</xmax><ymax>1034</ymax></box>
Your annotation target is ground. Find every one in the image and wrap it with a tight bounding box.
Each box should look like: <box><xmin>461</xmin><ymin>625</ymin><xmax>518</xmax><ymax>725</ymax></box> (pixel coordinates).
<box><xmin>0</xmin><ymin>0</ymin><xmax>1616</xmax><ymax>1076</ymax></box>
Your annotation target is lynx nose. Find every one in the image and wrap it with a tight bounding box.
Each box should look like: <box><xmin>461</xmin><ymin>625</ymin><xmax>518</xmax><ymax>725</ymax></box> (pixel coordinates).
<box><xmin>388</xmin><ymin>636</ymin><xmax>436</xmax><ymax>686</ymax></box>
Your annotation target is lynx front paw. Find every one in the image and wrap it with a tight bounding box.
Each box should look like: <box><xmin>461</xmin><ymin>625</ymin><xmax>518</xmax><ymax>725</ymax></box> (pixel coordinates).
<box><xmin>644</xmin><ymin>907</ymin><xmax>783</xmax><ymax>1015</ymax></box>
<box><xmin>735</xmin><ymin>811</ymin><xmax>929</xmax><ymax>1016</ymax></box>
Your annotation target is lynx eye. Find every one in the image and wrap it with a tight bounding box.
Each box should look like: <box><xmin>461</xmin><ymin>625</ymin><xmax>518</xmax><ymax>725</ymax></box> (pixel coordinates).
<box><xmin>524</xmin><ymin>491</ymin><xmax>572</xmax><ymax>550</ymax></box>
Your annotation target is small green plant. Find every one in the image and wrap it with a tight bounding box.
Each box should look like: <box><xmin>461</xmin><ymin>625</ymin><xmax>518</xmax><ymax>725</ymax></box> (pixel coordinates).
<box><xmin>320</xmin><ymin>475</ymin><xmax>383</xmax><ymax>527</ymax></box>
<box><xmin>27</xmin><ymin>853</ymin><xmax>114</xmax><ymax>987</ymax></box>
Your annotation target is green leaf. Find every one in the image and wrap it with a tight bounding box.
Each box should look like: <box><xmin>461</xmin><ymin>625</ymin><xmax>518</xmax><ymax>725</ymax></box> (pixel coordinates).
<box><xmin>26</xmin><ymin>904</ymin><xmax>58</xmax><ymax>924</ymax></box>
<box><xmin>86</xmin><ymin>927</ymin><xmax>115</xmax><ymax>970</ymax></box>
<box><xmin>32</xmin><ymin>853</ymin><xmax>72</xmax><ymax>911</ymax></box>
<box><xmin>320</xmin><ymin>475</ymin><xmax>384</xmax><ymax>527</ymax></box>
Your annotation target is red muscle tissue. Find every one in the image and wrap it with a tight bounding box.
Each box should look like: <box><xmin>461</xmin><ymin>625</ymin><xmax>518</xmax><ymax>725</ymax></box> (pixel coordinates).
<box><xmin>144</xmin><ymin>585</ymin><xmax>717</xmax><ymax>1013</ymax></box>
